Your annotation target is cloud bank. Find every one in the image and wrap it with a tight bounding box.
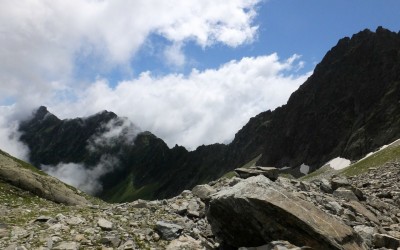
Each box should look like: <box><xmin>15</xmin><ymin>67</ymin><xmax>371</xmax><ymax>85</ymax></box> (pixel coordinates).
<box><xmin>0</xmin><ymin>0</ymin><xmax>261</xmax><ymax>104</ymax></box>
<box><xmin>41</xmin><ymin>155</ymin><xmax>119</xmax><ymax>195</ymax></box>
<box><xmin>0</xmin><ymin>0</ymin><xmax>310</xmax><ymax>153</ymax></box>
<box><xmin>52</xmin><ymin>54</ymin><xmax>310</xmax><ymax>149</ymax></box>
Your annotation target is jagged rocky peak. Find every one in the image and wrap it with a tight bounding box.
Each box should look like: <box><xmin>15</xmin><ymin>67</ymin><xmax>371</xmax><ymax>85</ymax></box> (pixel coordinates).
<box><xmin>29</xmin><ymin>105</ymin><xmax>60</xmax><ymax>123</ymax></box>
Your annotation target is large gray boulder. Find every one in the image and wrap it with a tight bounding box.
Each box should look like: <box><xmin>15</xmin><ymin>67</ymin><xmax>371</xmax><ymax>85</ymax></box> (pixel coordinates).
<box><xmin>206</xmin><ymin>175</ymin><xmax>365</xmax><ymax>249</ymax></box>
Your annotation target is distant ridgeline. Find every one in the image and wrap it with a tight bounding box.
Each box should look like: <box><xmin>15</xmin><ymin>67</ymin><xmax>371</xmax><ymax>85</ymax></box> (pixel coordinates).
<box><xmin>19</xmin><ymin>27</ymin><xmax>400</xmax><ymax>202</ymax></box>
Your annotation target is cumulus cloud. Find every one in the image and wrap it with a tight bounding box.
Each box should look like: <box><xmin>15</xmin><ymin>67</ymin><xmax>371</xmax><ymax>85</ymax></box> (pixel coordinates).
<box><xmin>0</xmin><ymin>0</ymin><xmax>310</xmax><ymax>152</ymax></box>
<box><xmin>0</xmin><ymin>105</ymin><xmax>30</xmax><ymax>160</ymax></box>
<box><xmin>0</xmin><ymin>0</ymin><xmax>261</xmax><ymax>105</ymax></box>
<box><xmin>163</xmin><ymin>43</ymin><xmax>186</xmax><ymax>68</ymax></box>
<box><xmin>52</xmin><ymin>54</ymin><xmax>310</xmax><ymax>149</ymax></box>
<box><xmin>41</xmin><ymin>155</ymin><xmax>120</xmax><ymax>194</ymax></box>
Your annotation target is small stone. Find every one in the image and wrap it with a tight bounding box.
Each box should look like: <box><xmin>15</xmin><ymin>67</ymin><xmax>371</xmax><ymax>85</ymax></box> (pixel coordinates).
<box><xmin>239</xmin><ymin>240</ymin><xmax>302</xmax><ymax>250</ymax></box>
<box><xmin>74</xmin><ymin>234</ymin><xmax>85</xmax><ymax>242</ymax></box>
<box><xmin>156</xmin><ymin>221</ymin><xmax>183</xmax><ymax>240</ymax></box>
<box><xmin>166</xmin><ymin>235</ymin><xmax>204</xmax><ymax>250</ymax></box>
<box><xmin>319</xmin><ymin>178</ymin><xmax>333</xmax><ymax>193</ymax></box>
<box><xmin>34</xmin><ymin>215</ymin><xmax>52</xmax><ymax>222</ymax></box>
<box><xmin>152</xmin><ymin>232</ymin><xmax>160</xmax><ymax>241</ymax></box>
<box><xmin>324</xmin><ymin>201</ymin><xmax>343</xmax><ymax>215</ymax></box>
<box><xmin>192</xmin><ymin>184</ymin><xmax>216</xmax><ymax>200</ymax></box>
<box><xmin>53</xmin><ymin>241</ymin><xmax>79</xmax><ymax>250</ymax></box>
<box><xmin>130</xmin><ymin>199</ymin><xmax>149</xmax><ymax>209</ymax></box>
<box><xmin>66</xmin><ymin>216</ymin><xmax>84</xmax><ymax>225</ymax></box>
<box><xmin>98</xmin><ymin>218</ymin><xmax>113</xmax><ymax>231</ymax></box>
<box><xmin>120</xmin><ymin>240</ymin><xmax>136</xmax><ymax>249</ymax></box>
<box><xmin>331</xmin><ymin>176</ymin><xmax>350</xmax><ymax>190</ymax></box>
<box><xmin>333</xmin><ymin>187</ymin><xmax>359</xmax><ymax>201</ymax></box>
<box><xmin>100</xmin><ymin>234</ymin><xmax>121</xmax><ymax>247</ymax></box>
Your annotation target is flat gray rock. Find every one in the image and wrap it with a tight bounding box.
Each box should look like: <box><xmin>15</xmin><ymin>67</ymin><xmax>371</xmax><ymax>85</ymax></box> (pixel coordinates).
<box><xmin>207</xmin><ymin>175</ymin><xmax>365</xmax><ymax>249</ymax></box>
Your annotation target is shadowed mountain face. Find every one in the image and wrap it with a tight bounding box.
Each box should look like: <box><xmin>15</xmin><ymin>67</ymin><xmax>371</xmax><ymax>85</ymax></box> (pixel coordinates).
<box><xmin>233</xmin><ymin>27</ymin><xmax>400</xmax><ymax>171</ymax></box>
<box><xmin>18</xmin><ymin>27</ymin><xmax>400</xmax><ymax>201</ymax></box>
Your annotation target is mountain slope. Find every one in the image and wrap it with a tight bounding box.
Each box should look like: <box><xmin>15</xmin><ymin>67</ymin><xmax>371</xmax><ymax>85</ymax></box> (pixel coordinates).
<box><xmin>0</xmin><ymin>149</ymin><xmax>90</xmax><ymax>205</ymax></box>
<box><xmin>229</xmin><ymin>27</ymin><xmax>400</xmax><ymax>172</ymax></box>
<box><xmin>18</xmin><ymin>27</ymin><xmax>400</xmax><ymax>201</ymax></box>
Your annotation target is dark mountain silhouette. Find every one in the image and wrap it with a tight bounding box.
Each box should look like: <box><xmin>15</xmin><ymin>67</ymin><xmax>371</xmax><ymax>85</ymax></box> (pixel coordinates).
<box><xmin>19</xmin><ymin>27</ymin><xmax>400</xmax><ymax>201</ymax></box>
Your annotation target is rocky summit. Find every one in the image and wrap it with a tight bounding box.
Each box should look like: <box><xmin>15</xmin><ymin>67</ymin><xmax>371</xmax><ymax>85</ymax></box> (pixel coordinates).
<box><xmin>1</xmin><ymin>140</ymin><xmax>400</xmax><ymax>249</ymax></box>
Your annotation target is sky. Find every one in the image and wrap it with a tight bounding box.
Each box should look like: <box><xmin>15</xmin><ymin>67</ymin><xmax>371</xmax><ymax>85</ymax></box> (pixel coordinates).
<box><xmin>1</xmin><ymin>0</ymin><xmax>399</xmax><ymax>160</ymax></box>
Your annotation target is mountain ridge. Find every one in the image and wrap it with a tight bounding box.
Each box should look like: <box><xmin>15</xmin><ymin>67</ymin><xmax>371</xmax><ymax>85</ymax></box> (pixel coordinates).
<box><xmin>18</xmin><ymin>26</ymin><xmax>400</xmax><ymax>201</ymax></box>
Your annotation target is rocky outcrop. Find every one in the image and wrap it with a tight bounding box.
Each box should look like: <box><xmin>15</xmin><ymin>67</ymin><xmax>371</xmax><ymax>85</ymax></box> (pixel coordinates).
<box><xmin>207</xmin><ymin>175</ymin><xmax>365</xmax><ymax>249</ymax></box>
<box><xmin>0</xmin><ymin>150</ymin><xmax>88</xmax><ymax>206</ymax></box>
<box><xmin>234</xmin><ymin>166</ymin><xmax>279</xmax><ymax>180</ymax></box>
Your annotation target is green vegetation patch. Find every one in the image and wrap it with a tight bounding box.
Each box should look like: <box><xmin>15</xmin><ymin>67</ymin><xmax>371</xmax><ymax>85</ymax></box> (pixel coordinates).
<box><xmin>0</xmin><ymin>149</ymin><xmax>46</xmax><ymax>176</ymax></box>
<box><xmin>300</xmin><ymin>165</ymin><xmax>336</xmax><ymax>181</ymax></box>
<box><xmin>103</xmin><ymin>174</ymin><xmax>160</xmax><ymax>202</ymax></box>
<box><xmin>341</xmin><ymin>141</ymin><xmax>400</xmax><ymax>176</ymax></box>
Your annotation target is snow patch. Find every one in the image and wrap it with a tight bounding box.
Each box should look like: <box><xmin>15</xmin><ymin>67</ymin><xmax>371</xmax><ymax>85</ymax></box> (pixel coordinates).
<box><xmin>325</xmin><ymin>157</ymin><xmax>351</xmax><ymax>170</ymax></box>
<box><xmin>300</xmin><ymin>163</ymin><xmax>310</xmax><ymax>174</ymax></box>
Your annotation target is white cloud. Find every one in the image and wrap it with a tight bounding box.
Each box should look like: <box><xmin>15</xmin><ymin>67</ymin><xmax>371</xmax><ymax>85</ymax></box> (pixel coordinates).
<box><xmin>41</xmin><ymin>155</ymin><xmax>120</xmax><ymax>194</ymax></box>
<box><xmin>164</xmin><ymin>43</ymin><xmax>186</xmax><ymax>68</ymax></box>
<box><xmin>0</xmin><ymin>106</ymin><xmax>30</xmax><ymax>160</ymax></box>
<box><xmin>0</xmin><ymin>0</ymin><xmax>311</xmax><ymax>152</ymax></box>
<box><xmin>51</xmin><ymin>54</ymin><xmax>310</xmax><ymax>149</ymax></box>
<box><xmin>0</xmin><ymin>0</ymin><xmax>262</xmax><ymax>105</ymax></box>
<box><xmin>87</xmin><ymin>116</ymin><xmax>140</xmax><ymax>152</ymax></box>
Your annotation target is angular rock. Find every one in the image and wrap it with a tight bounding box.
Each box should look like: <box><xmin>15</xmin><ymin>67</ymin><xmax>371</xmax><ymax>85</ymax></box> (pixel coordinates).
<box><xmin>119</xmin><ymin>240</ymin><xmax>136</xmax><ymax>249</ymax></box>
<box><xmin>207</xmin><ymin>175</ymin><xmax>365</xmax><ymax>249</ymax></box>
<box><xmin>192</xmin><ymin>184</ymin><xmax>216</xmax><ymax>200</ymax></box>
<box><xmin>34</xmin><ymin>216</ymin><xmax>52</xmax><ymax>223</ymax></box>
<box><xmin>324</xmin><ymin>201</ymin><xmax>343</xmax><ymax>215</ymax></box>
<box><xmin>373</xmin><ymin>233</ymin><xmax>400</xmax><ymax>249</ymax></box>
<box><xmin>166</xmin><ymin>235</ymin><xmax>204</xmax><ymax>250</ymax></box>
<box><xmin>65</xmin><ymin>216</ymin><xmax>84</xmax><ymax>225</ymax></box>
<box><xmin>234</xmin><ymin>166</ymin><xmax>279</xmax><ymax>181</ymax></box>
<box><xmin>343</xmin><ymin>201</ymin><xmax>379</xmax><ymax>224</ymax></box>
<box><xmin>331</xmin><ymin>176</ymin><xmax>351</xmax><ymax>190</ymax></box>
<box><xmin>100</xmin><ymin>234</ymin><xmax>121</xmax><ymax>247</ymax></box>
<box><xmin>354</xmin><ymin>225</ymin><xmax>377</xmax><ymax>247</ymax></box>
<box><xmin>238</xmin><ymin>240</ymin><xmax>303</xmax><ymax>250</ymax></box>
<box><xmin>256</xmin><ymin>166</ymin><xmax>279</xmax><ymax>181</ymax></box>
<box><xmin>319</xmin><ymin>178</ymin><xmax>333</xmax><ymax>193</ymax></box>
<box><xmin>155</xmin><ymin>221</ymin><xmax>183</xmax><ymax>240</ymax></box>
<box><xmin>98</xmin><ymin>218</ymin><xmax>113</xmax><ymax>231</ymax></box>
<box><xmin>333</xmin><ymin>187</ymin><xmax>359</xmax><ymax>201</ymax></box>
<box><xmin>53</xmin><ymin>241</ymin><xmax>79</xmax><ymax>250</ymax></box>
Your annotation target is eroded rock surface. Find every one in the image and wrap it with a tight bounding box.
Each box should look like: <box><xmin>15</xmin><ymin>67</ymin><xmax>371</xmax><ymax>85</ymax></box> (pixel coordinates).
<box><xmin>207</xmin><ymin>175</ymin><xmax>365</xmax><ymax>249</ymax></box>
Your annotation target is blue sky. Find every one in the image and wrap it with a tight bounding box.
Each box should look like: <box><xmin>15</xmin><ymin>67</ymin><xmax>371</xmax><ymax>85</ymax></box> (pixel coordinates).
<box><xmin>98</xmin><ymin>0</ymin><xmax>400</xmax><ymax>84</ymax></box>
<box><xmin>0</xmin><ymin>0</ymin><xmax>399</xmax><ymax>159</ymax></box>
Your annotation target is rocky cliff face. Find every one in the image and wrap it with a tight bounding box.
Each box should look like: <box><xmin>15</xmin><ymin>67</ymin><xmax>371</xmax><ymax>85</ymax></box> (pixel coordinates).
<box><xmin>231</xmin><ymin>27</ymin><xmax>400</xmax><ymax>172</ymax></box>
<box><xmin>19</xmin><ymin>106</ymin><xmax>229</xmax><ymax>201</ymax></box>
<box><xmin>18</xmin><ymin>27</ymin><xmax>400</xmax><ymax>201</ymax></box>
